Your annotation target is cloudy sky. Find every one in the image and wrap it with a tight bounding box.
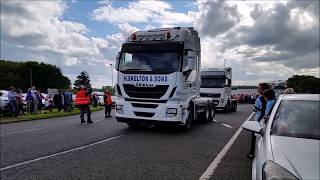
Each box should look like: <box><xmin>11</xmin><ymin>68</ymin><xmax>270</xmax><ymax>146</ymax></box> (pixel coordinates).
<box><xmin>1</xmin><ymin>0</ymin><xmax>319</xmax><ymax>87</ymax></box>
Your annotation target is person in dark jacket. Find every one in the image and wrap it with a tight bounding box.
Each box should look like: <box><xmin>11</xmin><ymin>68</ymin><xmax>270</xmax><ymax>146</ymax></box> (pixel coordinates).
<box><xmin>53</xmin><ymin>90</ymin><xmax>64</xmax><ymax>112</ymax></box>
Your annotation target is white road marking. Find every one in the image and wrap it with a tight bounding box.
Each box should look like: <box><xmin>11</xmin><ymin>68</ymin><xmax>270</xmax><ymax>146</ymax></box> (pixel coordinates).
<box><xmin>0</xmin><ymin>118</ymin><xmax>106</xmax><ymax>136</ymax></box>
<box><xmin>0</xmin><ymin>135</ymin><xmax>124</xmax><ymax>171</ymax></box>
<box><xmin>0</xmin><ymin>127</ymin><xmax>49</xmax><ymax>136</ymax></box>
<box><xmin>199</xmin><ymin>112</ymin><xmax>255</xmax><ymax>180</ymax></box>
<box><xmin>221</xmin><ymin>123</ymin><xmax>233</xmax><ymax>128</ymax></box>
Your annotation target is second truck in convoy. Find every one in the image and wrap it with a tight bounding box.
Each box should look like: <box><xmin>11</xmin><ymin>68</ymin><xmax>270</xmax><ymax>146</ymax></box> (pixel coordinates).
<box><xmin>200</xmin><ymin>68</ymin><xmax>237</xmax><ymax>112</ymax></box>
<box><xmin>114</xmin><ymin>27</ymin><xmax>216</xmax><ymax>129</ymax></box>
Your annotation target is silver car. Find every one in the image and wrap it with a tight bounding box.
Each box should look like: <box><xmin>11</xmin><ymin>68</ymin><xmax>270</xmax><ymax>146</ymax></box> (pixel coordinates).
<box><xmin>243</xmin><ymin>94</ymin><xmax>320</xmax><ymax>180</ymax></box>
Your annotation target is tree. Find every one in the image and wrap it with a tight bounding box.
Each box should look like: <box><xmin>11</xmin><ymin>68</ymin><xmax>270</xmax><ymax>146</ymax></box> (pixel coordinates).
<box><xmin>287</xmin><ymin>75</ymin><xmax>320</xmax><ymax>94</ymax></box>
<box><xmin>73</xmin><ymin>71</ymin><xmax>92</xmax><ymax>90</ymax></box>
<box><xmin>0</xmin><ymin>60</ymin><xmax>70</xmax><ymax>92</ymax></box>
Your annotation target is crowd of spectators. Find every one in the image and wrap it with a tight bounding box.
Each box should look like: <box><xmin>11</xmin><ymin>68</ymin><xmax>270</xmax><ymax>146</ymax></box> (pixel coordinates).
<box><xmin>231</xmin><ymin>94</ymin><xmax>257</xmax><ymax>104</ymax></box>
<box><xmin>4</xmin><ymin>86</ymin><xmax>74</xmax><ymax>117</ymax></box>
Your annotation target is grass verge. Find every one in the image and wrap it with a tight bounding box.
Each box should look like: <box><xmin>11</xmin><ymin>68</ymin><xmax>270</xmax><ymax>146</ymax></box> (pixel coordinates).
<box><xmin>0</xmin><ymin>106</ymin><xmax>103</xmax><ymax>124</ymax></box>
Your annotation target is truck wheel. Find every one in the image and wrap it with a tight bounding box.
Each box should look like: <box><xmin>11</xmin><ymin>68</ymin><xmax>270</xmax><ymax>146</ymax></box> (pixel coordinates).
<box><xmin>204</xmin><ymin>105</ymin><xmax>210</xmax><ymax>122</ymax></box>
<box><xmin>223</xmin><ymin>100</ymin><xmax>230</xmax><ymax>113</ymax></box>
<box><xmin>182</xmin><ymin>109</ymin><xmax>193</xmax><ymax>130</ymax></box>
<box><xmin>233</xmin><ymin>103</ymin><xmax>237</xmax><ymax>112</ymax></box>
<box><xmin>208</xmin><ymin>104</ymin><xmax>215</xmax><ymax>122</ymax></box>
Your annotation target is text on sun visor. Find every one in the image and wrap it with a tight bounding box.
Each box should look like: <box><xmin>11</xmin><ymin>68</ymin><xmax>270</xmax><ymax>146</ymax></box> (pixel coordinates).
<box><xmin>124</xmin><ymin>75</ymin><xmax>168</xmax><ymax>82</ymax></box>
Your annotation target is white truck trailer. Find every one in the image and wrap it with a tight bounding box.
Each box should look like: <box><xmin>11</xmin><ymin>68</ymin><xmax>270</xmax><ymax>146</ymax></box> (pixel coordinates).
<box><xmin>200</xmin><ymin>68</ymin><xmax>237</xmax><ymax>112</ymax></box>
<box><xmin>114</xmin><ymin>27</ymin><xmax>215</xmax><ymax>129</ymax></box>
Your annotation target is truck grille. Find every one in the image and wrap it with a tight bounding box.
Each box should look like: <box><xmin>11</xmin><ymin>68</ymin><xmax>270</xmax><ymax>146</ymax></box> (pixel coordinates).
<box><xmin>134</xmin><ymin>112</ymin><xmax>155</xmax><ymax>117</ymax></box>
<box><xmin>123</xmin><ymin>84</ymin><xmax>169</xmax><ymax>99</ymax></box>
<box><xmin>200</xmin><ymin>93</ymin><xmax>221</xmax><ymax>98</ymax></box>
<box><xmin>131</xmin><ymin>103</ymin><xmax>158</xmax><ymax>108</ymax></box>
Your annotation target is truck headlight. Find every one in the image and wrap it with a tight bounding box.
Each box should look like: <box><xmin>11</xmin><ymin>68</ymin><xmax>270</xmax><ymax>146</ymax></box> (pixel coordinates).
<box><xmin>116</xmin><ymin>105</ymin><xmax>124</xmax><ymax>114</ymax></box>
<box><xmin>262</xmin><ymin>160</ymin><xmax>298</xmax><ymax>180</ymax></box>
<box><xmin>166</xmin><ymin>108</ymin><xmax>177</xmax><ymax>114</ymax></box>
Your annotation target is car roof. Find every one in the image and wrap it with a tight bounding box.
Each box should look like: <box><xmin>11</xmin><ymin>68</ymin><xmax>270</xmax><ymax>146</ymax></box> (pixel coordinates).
<box><xmin>279</xmin><ymin>94</ymin><xmax>320</xmax><ymax>101</ymax></box>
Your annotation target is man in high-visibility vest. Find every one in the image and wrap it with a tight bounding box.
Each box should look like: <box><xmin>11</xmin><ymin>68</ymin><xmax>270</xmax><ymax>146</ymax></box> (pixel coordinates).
<box><xmin>104</xmin><ymin>89</ymin><xmax>113</xmax><ymax>118</ymax></box>
<box><xmin>75</xmin><ymin>86</ymin><xmax>93</xmax><ymax>124</ymax></box>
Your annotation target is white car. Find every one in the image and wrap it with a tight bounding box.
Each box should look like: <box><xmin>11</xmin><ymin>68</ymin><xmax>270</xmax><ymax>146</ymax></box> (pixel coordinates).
<box><xmin>243</xmin><ymin>94</ymin><xmax>320</xmax><ymax>180</ymax></box>
<box><xmin>0</xmin><ymin>90</ymin><xmax>9</xmax><ymax>115</ymax></box>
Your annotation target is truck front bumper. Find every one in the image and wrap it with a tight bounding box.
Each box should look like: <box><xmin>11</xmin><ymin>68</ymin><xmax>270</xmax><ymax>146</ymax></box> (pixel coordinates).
<box><xmin>115</xmin><ymin>99</ymin><xmax>188</xmax><ymax>125</ymax></box>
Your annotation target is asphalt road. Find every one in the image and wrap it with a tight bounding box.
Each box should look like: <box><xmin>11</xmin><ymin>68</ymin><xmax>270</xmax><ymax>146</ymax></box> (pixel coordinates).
<box><xmin>0</xmin><ymin>104</ymin><xmax>253</xmax><ymax>180</ymax></box>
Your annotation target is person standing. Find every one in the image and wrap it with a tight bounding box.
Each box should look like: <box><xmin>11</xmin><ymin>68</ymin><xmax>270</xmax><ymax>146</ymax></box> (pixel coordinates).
<box><xmin>26</xmin><ymin>88</ymin><xmax>34</xmax><ymax>114</ymax></box>
<box><xmin>247</xmin><ymin>83</ymin><xmax>270</xmax><ymax>159</ymax></box>
<box><xmin>53</xmin><ymin>90</ymin><xmax>64</xmax><ymax>112</ymax></box>
<box><xmin>264</xmin><ymin>89</ymin><xmax>276</xmax><ymax>117</ymax></box>
<box><xmin>36</xmin><ymin>91</ymin><xmax>43</xmax><ymax>114</ymax></box>
<box><xmin>8</xmin><ymin>86</ymin><xmax>18</xmax><ymax>117</ymax></box>
<box><xmin>75</xmin><ymin>86</ymin><xmax>93</xmax><ymax>124</ymax></box>
<box><xmin>92</xmin><ymin>94</ymin><xmax>98</xmax><ymax>107</ymax></box>
<box><xmin>16</xmin><ymin>89</ymin><xmax>25</xmax><ymax>115</ymax></box>
<box><xmin>103</xmin><ymin>90</ymin><xmax>113</xmax><ymax>118</ymax></box>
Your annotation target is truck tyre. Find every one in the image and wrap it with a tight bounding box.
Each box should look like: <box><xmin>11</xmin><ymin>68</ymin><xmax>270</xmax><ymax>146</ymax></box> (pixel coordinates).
<box><xmin>233</xmin><ymin>102</ymin><xmax>237</xmax><ymax>112</ymax></box>
<box><xmin>208</xmin><ymin>104</ymin><xmax>215</xmax><ymax>122</ymax></box>
<box><xmin>182</xmin><ymin>107</ymin><xmax>193</xmax><ymax>130</ymax></box>
<box><xmin>204</xmin><ymin>104</ymin><xmax>210</xmax><ymax>122</ymax></box>
<box><xmin>223</xmin><ymin>100</ymin><xmax>230</xmax><ymax>113</ymax></box>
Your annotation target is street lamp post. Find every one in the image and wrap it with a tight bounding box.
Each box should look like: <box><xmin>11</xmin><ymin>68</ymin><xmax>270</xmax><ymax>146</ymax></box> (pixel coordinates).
<box><xmin>29</xmin><ymin>68</ymin><xmax>33</xmax><ymax>87</ymax></box>
<box><xmin>110</xmin><ymin>63</ymin><xmax>113</xmax><ymax>87</ymax></box>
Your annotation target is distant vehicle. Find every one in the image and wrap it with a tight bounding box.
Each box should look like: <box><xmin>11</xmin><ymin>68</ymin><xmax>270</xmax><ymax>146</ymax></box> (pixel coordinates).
<box><xmin>270</xmin><ymin>80</ymin><xmax>287</xmax><ymax>97</ymax></box>
<box><xmin>200</xmin><ymin>68</ymin><xmax>237</xmax><ymax>112</ymax></box>
<box><xmin>111</xmin><ymin>96</ymin><xmax>118</xmax><ymax>108</ymax></box>
<box><xmin>242</xmin><ymin>94</ymin><xmax>320</xmax><ymax>180</ymax></box>
<box><xmin>92</xmin><ymin>91</ymin><xmax>104</xmax><ymax>106</ymax></box>
<box><xmin>0</xmin><ymin>90</ymin><xmax>10</xmax><ymax>115</ymax></box>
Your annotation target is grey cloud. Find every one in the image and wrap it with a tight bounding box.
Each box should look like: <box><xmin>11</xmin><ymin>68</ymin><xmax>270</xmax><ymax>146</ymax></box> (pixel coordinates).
<box><xmin>196</xmin><ymin>0</ymin><xmax>240</xmax><ymax>38</ymax></box>
<box><xmin>221</xmin><ymin>1</ymin><xmax>319</xmax><ymax>71</ymax></box>
<box><xmin>250</xmin><ymin>4</ymin><xmax>262</xmax><ymax>20</ymax></box>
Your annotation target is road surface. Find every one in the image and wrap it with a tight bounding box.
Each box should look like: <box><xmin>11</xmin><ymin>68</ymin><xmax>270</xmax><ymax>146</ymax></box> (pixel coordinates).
<box><xmin>0</xmin><ymin>104</ymin><xmax>253</xmax><ymax>180</ymax></box>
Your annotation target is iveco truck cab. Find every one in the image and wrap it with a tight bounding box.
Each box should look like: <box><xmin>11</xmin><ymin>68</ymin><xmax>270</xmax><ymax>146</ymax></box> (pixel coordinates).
<box><xmin>200</xmin><ymin>68</ymin><xmax>237</xmax><ymax>112</ymax></box>
<box><xmin>114</xmin><ymin>27</ymin><xmax>215</xmax><ymax>129</ymax></box>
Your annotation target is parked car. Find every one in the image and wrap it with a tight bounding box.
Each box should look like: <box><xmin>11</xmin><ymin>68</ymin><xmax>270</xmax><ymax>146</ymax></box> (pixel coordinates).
<box><xmin>0</xmin><ymin>90</ymin><xmax>10</xmax><ymax>115</ymax></box>
<box><xmin>243</xmin><ymin>94</ymin><xmax>319</xmax><ymax>180</ymax></box>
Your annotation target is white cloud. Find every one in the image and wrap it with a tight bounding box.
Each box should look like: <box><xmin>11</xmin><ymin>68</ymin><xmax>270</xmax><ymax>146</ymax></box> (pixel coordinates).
<box><xmin>1</xmin><ymin>0</ymin><xmax>115</xmax><ymax>88</ymax></box>
<box><xmin>91</xmin><ymin>0</ymin><xmax>193</xmax><ymax>27</ymax></box>
<box><xmin>193</xmin><ymin>0</ymin><xmax>319</xmax><ymax>84</ymax></box>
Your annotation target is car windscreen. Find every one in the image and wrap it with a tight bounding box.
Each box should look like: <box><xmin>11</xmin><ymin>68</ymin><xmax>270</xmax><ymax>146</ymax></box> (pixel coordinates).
<box><xmin>271</xmin><ymin>100</ymin><xmax>320</xmax><ymax>140</ymax></box>
<box><xmin>119</xmin><ymin>52</ymin><xmax>180</xmax><ymax>73</ymax></box>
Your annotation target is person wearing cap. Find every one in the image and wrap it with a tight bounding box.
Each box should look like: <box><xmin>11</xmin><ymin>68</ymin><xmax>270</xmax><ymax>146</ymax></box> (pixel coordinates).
<box><xmin>75</xmin><ymin>86</ymin><xmax>93</xmax><ymax>124</ymax></box>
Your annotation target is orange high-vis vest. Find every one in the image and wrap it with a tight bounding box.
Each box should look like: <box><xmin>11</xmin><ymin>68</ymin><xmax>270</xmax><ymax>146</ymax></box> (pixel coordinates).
<box><xmin>104</xmin><ymin>93</ymin><xmax>112</xmax><ymax>105</ymax></box>
<box><xmin>75</xmin><ymin>89</ymin><xmax>90</xmax><ymax>105</ymax></box>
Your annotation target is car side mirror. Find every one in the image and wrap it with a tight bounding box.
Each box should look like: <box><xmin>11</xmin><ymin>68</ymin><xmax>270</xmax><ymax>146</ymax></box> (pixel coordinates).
<box><xmin>242</xmin><ymin>121</ymin><xmax>263</xmax><ymax>136</ymax></box>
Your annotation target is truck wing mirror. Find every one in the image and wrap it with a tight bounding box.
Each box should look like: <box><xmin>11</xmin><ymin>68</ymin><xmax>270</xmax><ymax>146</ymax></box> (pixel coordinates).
<box><xmin>115</xmin><ymin>52</ymin><xmax>121</xmax><ymax>70</ymax></box>
<box><xmin>183</xmin><ymin>50</ymin><xmax>195</xmax><ymax>72</ymax></box>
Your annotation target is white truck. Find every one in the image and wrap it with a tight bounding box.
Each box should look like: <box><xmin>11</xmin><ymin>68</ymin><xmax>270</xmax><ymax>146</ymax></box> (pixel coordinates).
<box><xmin>114</xmin><ymin>27</ymin><xmax>216</xmax><ymax>129</ymax></box>
<box><xmin>200</xmin><ymin>68</ymin><xmax>237</xmax><ymax>112</ymax></box>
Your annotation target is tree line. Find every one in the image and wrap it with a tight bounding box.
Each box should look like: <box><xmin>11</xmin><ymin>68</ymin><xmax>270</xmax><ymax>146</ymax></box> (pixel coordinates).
<box><xmin>0</xmin><ymin>60</ymin><xmax>70</xmax><ymax>92</ymax></box>
<box><xmin>287</xmin><ymin>75</ymin><xmax>320</xmax><ymax>94</ymax></box>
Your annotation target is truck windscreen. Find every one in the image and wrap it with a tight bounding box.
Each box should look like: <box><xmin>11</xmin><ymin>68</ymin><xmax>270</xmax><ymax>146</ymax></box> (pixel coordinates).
<box><xmin>119</xmin><ymin>52</ymin><xmax>181</xmax><ymax>73</ymax></box>
<box><xmin>201</xmin><ymin>77</ymin><xmax>226</xmax><ymax>88</ymax></box>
